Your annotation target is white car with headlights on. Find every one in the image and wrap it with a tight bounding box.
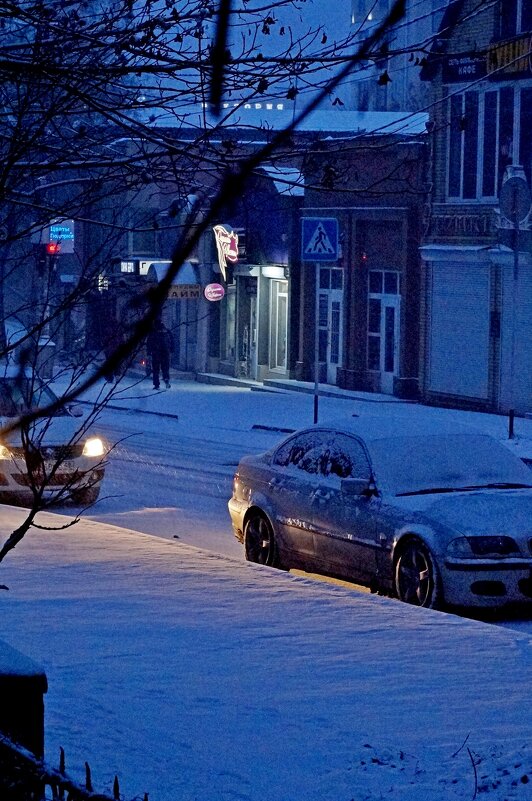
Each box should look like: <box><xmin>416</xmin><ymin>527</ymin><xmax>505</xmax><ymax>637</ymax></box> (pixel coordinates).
<box><xmin>228</xmin><ymin>416</ymin><xmax>532</xmax><ymax>610</ymax></box>
<box><xmin>0</xmin><ymin>372</ymin><xmax>107</xmax><ymax>506</ymax></box>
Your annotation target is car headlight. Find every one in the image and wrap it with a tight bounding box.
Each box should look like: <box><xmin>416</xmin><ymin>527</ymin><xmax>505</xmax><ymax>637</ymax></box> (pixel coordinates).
<box><xmin>82</xmin><ymin>437</ymin><xmax>106</xmax><ymax>458</ymax></box>
<box><xmin>447</xmin><ymin>536</ymin><xmax>520</xmax><ymax>558</ymax></box>
<box><xmin>0</xmin><ymin>444</ymin><xmax>11</xmax><ymax>459</ymax></box>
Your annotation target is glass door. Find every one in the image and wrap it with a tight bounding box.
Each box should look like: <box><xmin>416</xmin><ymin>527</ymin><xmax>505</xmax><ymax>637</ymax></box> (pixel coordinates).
<box><xmin>317</xmin><ymin>267</ymin><xmax>343</xmax><ymax>384</ymax></box>
<box><xmin>269</xmin><ymin>279</ymin><xmax>288</xmax><ymax>371</ymax></box>
<box><xmin>367</xmin><ymin>270</ymin><xmax>401</xmax><ymax>394</ymax></box>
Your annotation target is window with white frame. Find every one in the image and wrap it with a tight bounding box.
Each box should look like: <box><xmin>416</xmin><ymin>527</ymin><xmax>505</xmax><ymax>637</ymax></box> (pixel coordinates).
<box><xmin>447</xmin><ymin>84</ymin><xmax>532</xmax><ymax>200</ymax></box>
<box><xmin>498</xmin><ymin>0</ymin><xmax>532</xmax><ymax>39</ymax></box>
<box><xmin>367</xmin><ymin>270</ymin><xmax>399</xmax><ymax>372</ymax></box>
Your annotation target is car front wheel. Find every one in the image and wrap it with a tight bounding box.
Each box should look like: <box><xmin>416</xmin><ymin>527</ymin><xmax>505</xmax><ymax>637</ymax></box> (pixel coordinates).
<box><xmin>244</xmin><ymin>512</ymin><xmax>282</xmax><ymax>568</ymax></box>
<box><xmin>71</xmin><ymin>485</ymin><xmax>101</xmax><ymax>506</ymax></box>
<box><xmin>394</xmin><ymin>540</ymin><xmax>442</xmax><ymax>609</ymax></box>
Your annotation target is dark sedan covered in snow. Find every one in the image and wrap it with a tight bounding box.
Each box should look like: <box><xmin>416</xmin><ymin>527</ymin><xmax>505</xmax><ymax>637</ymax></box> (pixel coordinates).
<box><xmin>228</xmin><ymin>417</ymin><xmax>532</xmax><ymax>610</ymax></box>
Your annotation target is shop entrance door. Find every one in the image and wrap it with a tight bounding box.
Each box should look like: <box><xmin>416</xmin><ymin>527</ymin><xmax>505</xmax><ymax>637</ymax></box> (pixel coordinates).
<box><xmin>269</xmin><ymin>279</ymin><xmax>288</xmax><ymax>371</ymax></box>
<box><xmin>317</xmin><ymin>267</ymin><xmax>343</xmax><ymax>384</ymax></box>
<box><xmin>367</xmin><ymin>270</ymin><xmax>401</xmax><ymax>394</ymax></box>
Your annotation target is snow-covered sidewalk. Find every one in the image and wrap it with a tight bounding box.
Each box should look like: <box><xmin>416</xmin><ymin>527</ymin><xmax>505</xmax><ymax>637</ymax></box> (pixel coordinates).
<box><xmin>0</xmin><ymin>507</ymin><xmax>531</xmax><ymax>801</ymax></box>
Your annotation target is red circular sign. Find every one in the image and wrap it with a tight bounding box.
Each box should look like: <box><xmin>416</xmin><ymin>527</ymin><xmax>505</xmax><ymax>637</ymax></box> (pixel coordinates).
<box><xmin>204</xmin><ymin>283</ymin><xmax>225</xmax><ymax>302</ymax></box>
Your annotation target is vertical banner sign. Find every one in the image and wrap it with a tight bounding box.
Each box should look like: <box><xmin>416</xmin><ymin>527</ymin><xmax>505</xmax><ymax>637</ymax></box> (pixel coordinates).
<box><xmin>213</xmin><ymin>224</ymin><xmax>239</xmax><ymax>280</ymax></box>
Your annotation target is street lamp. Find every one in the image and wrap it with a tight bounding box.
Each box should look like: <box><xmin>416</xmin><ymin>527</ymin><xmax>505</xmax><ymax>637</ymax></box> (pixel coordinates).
<box><xmin>498</xmin><ymin>166</ymin><xmax>531</xmax><ymax>439</ymax></box>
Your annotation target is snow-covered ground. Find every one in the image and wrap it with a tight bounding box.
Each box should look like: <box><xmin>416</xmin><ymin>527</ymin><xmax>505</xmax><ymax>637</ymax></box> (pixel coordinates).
<box><xmin>0</xmin><ymin>374</ymin><xmax>531</xmax><ymax>800</ymax></box>
<box><xmin>0</xmin><ymin>508</ymin><xmax>531</xmax><ymax>801</ymax></box>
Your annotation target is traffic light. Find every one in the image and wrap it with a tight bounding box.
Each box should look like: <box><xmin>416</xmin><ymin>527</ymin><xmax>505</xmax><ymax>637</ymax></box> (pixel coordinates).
<box><xmin>35</xmin><ymin>242</ymin><xmax>61</xmax><ymax>274</ymax></box>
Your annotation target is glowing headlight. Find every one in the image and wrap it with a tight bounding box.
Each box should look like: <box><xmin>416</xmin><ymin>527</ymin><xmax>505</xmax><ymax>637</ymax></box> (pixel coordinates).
<box><xmin>0</xmin><ymin>444</ymin><xmax>11</xmax><ymax>459</ymax></box>
<box><xmin>82</xmin><ymin>437</ymin><xmax>106</xmax><ymax>458</ymax></box>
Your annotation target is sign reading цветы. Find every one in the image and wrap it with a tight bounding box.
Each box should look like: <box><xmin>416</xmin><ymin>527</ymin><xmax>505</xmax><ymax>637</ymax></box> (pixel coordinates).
<box><xmin>49</xmin><ymin>219</ymin><xmax>75</xmax><ymax>253</ymax></box>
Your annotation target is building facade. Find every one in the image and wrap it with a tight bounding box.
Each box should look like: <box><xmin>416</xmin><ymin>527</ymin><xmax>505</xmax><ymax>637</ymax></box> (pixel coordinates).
<box><xmin>296</xmin><ymin>129</ymin><xmax>428</xmax><ymax>398</ymax></box>
<box><xmin>420</xmin><ymin>0</ymin><xmax>532</xmax><ymax>415</ymax></box>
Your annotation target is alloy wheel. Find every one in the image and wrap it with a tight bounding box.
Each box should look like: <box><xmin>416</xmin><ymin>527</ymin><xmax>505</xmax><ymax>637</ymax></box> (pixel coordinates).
<box><xmin>395</xmin><ymin>541</ymin><xmax>440</xmax><ymax>608</ymax></box>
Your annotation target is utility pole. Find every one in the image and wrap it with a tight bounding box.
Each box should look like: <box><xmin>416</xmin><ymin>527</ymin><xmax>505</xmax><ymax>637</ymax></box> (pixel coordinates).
<box><xmin>498</xmin><ymin>167</ymin><xmax>531</xmax><ymax>439</ymax></box>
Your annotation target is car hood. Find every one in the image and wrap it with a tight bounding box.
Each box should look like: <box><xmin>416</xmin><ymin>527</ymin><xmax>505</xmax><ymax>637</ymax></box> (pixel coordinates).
<box><xmin>0</xmin><ymin>413</ymin><xmax>87</xmax><ymax>446</ymax></box>
<box><xmin>393</xmin><ymin>489</ymin><xmax>532</xmax><ymax>537</ymax></box>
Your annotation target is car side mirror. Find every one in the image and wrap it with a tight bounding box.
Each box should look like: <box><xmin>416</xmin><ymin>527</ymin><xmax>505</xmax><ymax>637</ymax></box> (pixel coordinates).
<box><xmin>341</xmin><ymin>477</ymin><xmax>373</xmax><ymax>497</ymax></box>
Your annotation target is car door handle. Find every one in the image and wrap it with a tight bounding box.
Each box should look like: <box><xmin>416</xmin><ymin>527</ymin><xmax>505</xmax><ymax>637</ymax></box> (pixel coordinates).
<box><xmin>312</xmin><ymin>488</ymin><xmax>331</xmax><ymax>502</ymax></box>
<box><xmin>269</xmin><ymin>477</ymin><xmax>281</xmax><ymax>489</ymax></box>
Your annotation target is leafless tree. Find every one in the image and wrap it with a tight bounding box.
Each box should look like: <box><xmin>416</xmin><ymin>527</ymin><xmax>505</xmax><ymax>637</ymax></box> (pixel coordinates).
<box><xmin>0</xmin><ymin>0</ymin><xmax>476</xmax><ymax>563</ymax></box>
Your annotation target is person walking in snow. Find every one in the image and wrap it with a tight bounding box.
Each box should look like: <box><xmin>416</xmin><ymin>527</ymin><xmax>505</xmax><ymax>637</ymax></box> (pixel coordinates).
<box><xmin>147</xmin><ymin>319</ymin><xmax>172</xmax><ymax>390</ymax></box>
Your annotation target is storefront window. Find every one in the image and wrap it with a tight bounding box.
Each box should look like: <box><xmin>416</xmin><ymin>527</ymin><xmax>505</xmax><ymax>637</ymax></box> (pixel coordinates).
<box><xmin>368</xmin><ymin>298</ymin><xmax>381</xmax><ymax>333</ymax></box>
<box><xmin>463</xmin><ymin>92</ymin><xmax>479</xmax><ymax>199</ymax></box>
<box><xmin>384</xmin><ymin>271</ymin><xmax>399</xmax><ymax>294</ymax></box>
<box><xmin>448</xmin><ymin>87</ymin><xmax>519</xmax><ymax>200</ymax></box>
<box><xmin>498</xmin><ymin>0</ymin><xmax>532</xmax><ymax>37</ymax></box>
<box><xmin>482</xmin><ymin>91</ymin><xmax>498</xmax><ymax>197</ymax></box>
<box><xmin>500</xmin><ymin>0</ymin><xmax>518</xmax><ymax>39</ymax></box>
<box><xmin>523</xmin><ymin>0</ymin><xmax>532</xmax><ymax>32</ymax></box>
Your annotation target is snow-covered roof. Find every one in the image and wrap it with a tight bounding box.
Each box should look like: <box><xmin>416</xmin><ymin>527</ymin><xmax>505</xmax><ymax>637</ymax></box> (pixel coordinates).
<box><xmin>258</xmin><ymin>165</ymin><xmax>305</xmax><ymax>195</ymax></box>
<box><xmin>148</xmin><ymin>105</ymin><xmax>429</xmax><ymax>137</ymax></box>
<box><xmin>146</xmin><ymin>260</ymin><xmax>198</xmax><ymax>285</ymax></box>
<box><xmin>0</xmin><ymin>638</ymin><xmax>47</xmax><ymax>683</ymax></box>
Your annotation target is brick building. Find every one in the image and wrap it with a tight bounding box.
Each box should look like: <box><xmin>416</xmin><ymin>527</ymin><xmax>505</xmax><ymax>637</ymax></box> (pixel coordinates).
<box><xmin>420</xmin><ymin>0</ymin><xmax>532</xmax><ymax>415</ymax></box>
<box><xmin>297</xmin><ymin>121</ymin><xmax>428</xmax><ymax>398</ymax></box>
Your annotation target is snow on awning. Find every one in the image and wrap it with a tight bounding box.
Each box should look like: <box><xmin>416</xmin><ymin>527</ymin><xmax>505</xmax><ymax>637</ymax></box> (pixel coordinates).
<box><xmin>146</xmin><ymin>261</ymin><xmax>199</xmax><ymax>285</ymax></box>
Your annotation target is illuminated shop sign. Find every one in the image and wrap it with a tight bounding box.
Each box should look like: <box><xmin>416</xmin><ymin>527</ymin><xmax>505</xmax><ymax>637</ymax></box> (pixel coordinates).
<box><xmin>213</xmin><ymin>224</ymin><xmax>239</xmax><ymax>281</ymax></box>
<box><xmin>204</xmin><ymin>283</ymin><xmax>225</xmax><ymax>302</ymax></box>
<box><xmin>49</xmin><ymin>219</ymin><xmax>75</xmax><ymax>253</ymax></box>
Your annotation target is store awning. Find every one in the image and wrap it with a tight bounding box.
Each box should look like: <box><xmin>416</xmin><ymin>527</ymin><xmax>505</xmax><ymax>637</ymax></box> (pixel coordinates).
<box><xmin>146</xmin><ymin>261</ymin><xmax>199</xmax><ymax>285</ymax></box>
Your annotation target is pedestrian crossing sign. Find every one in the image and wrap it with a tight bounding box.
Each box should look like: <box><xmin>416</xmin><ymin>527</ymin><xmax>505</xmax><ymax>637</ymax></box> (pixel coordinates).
<box><xmin>301</xmin><ymin>217</ymin><xmax>339</xmax><ymax>261</ymax></box>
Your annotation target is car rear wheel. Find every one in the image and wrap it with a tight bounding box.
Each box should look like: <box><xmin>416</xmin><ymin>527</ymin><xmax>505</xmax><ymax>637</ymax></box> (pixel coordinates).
<box><xmin>394</xmin><ymin>540</ymin><xmax>442</xmax><ymax>609</ymax></box>
<box><xmin>244</xmin><ymin>512</ymin><xmax>282</xmax><ymax>568</ymax></box>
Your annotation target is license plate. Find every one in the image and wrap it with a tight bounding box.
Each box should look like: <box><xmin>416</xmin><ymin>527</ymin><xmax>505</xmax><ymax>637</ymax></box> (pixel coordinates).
<box><xmin>45</xmin><ymin>460</ymin><xmax>77</xmax><ymax>472</ymax></box>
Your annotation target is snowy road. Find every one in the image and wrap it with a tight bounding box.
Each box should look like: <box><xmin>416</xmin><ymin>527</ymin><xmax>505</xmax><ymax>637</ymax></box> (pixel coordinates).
<box><xmin>69</xmin><ymin>399</ymin><xmax>290</xmax><ymax>558</ymax></box>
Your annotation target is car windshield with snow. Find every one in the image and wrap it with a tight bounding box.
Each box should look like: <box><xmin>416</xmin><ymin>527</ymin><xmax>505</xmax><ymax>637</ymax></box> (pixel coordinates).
<box><xmin>0</xmin><ymin>374</ymin><xmax>107</xmax><ymax>506</ymax></box>
<box><xmin>228</xmin><ymin>416</ymin><xmax>532</xmax><ymax>610</ymax></box>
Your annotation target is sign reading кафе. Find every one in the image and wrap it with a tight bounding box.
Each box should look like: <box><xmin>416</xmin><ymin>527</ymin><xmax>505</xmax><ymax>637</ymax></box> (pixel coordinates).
<box><xmin>442</xmin><ymin>52</ymin><xmax>487</xmax><ymax>83</ymax></box>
